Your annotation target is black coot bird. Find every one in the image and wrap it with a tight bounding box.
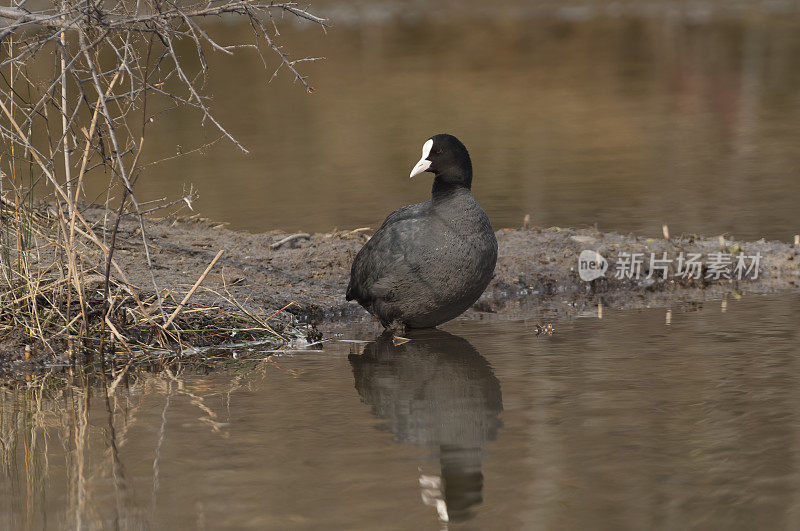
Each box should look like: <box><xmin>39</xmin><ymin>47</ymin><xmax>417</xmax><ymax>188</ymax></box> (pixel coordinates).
<box><xmin>346</xmin><ymin>134</ymin><xmax>497</xmax><ymax>329</ymax></box>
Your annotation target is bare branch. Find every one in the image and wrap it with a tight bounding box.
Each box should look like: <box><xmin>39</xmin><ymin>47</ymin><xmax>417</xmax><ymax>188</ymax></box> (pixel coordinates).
<box><xmin>0</xmin><ymin>0</ymin><xmax>327</xmax><ymax>352</ymax></box>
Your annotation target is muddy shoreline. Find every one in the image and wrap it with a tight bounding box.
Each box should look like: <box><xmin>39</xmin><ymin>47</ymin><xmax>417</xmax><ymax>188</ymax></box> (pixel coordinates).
<box><xmin>94</xmin><ymin>207</ymin><xmax>800</xmax><ymax>322</ymax></box>
<box><xmin>2</xmin><ymin>205</ymin><xmax>798</xmax><ymax>371</ymax></box>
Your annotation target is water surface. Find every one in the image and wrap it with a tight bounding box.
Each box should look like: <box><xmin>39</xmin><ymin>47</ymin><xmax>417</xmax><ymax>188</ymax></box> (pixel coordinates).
<box><xmin>75</xmin><ymin>4</ymin><xmax>800</xmax><ymax>241</ymax></box>
<box><xmin>3</xmin><ymin>294</ymin><xmax>800</xmax><ymax>529</ymax></box>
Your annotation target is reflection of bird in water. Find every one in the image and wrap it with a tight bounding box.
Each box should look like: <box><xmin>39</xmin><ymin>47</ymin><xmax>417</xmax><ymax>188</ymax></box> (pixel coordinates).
<box><xmin>349</xmin><ymin>329</ymin><xmax>503</xmax><ymax>523</ymax></box>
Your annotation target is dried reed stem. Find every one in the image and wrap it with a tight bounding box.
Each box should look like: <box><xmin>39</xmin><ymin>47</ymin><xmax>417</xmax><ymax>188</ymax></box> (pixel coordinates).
<box><xmin>0</xmin><ymin>0</ymin><xmax>327</xmax><ymax>361</ymax></box>
<box><xmin>165</xmin><ymin>249</ymin><xmax>224</xmax><ymax>328</ymax></box>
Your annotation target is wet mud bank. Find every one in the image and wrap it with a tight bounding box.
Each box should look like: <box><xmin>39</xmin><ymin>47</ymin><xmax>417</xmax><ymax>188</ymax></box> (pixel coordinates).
<box><xmin>101</xmin><ymin>210</ymin><xmax>800</xmax><ymax>324</ymax></box>
<box><xmin>2</xmin><ymin>206</ymin><xmax>799</xmax><ymax>373</ymax></box>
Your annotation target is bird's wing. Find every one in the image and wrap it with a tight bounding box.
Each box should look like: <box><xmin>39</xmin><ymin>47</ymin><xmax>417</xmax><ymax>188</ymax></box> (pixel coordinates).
<box><xmin>346</xmin><ymin>203</ymin><xmax>428</xmax><ymax>303</ymax></box>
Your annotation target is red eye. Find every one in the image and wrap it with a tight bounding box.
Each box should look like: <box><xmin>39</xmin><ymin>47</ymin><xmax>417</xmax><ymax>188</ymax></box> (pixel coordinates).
<box><xmin>435</xmin><ymin>148</ymin><xmax>443</xmax><ymax>154</ymax></box>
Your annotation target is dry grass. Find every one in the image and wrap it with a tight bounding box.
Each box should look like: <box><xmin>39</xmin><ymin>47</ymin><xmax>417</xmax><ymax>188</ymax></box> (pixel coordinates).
<box><xmin>0</xmin><ymin>1</ymin><xmax>327</xmax><ymax>366</ymax></box>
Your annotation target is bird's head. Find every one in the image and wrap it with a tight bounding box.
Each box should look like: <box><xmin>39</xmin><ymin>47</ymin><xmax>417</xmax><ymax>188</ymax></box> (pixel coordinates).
<box><xmin>409</xmin><ymin>134</ymin><xmax>472</xmax><ymax>188</ymax></box>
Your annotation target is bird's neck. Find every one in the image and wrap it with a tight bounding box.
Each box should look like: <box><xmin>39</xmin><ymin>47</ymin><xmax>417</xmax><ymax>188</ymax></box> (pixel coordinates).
<box><xmin>432</xmin><ymin>173</ymin><xmax>472</xmax><ymax>202</ymax></box>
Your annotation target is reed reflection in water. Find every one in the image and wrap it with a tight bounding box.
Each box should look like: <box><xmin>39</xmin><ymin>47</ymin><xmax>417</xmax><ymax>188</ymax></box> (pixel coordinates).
<box><xmin>0</xmin><ymin>377</ymin><xmax>137</xmax><ymax>529</ymax></box>
<box><xmin>0</xmin><ymin>369</ymin><xmax>243</xmax><ymax>529</ymax></box>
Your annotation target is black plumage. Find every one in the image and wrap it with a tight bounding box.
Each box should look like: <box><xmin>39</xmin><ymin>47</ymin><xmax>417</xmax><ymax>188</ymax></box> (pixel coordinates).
<box><xmin>346</xmin><ymin>134</ymin><xmax>497</xmax><ymax>329</ymax></box>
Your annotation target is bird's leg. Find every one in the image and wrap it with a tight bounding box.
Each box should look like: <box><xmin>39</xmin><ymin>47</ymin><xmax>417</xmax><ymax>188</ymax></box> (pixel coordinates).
<box><xmin>386</xmin><ymin>320</ymin><xmax>410</xmax><ymax>345</ymax></box>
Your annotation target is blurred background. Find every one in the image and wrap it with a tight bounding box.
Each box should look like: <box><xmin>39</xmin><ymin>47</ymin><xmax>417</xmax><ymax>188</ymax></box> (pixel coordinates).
<box><xmin>82</xmin><ymin>0</ymin><xmax>800</xmax><ymax>240</ymax></box>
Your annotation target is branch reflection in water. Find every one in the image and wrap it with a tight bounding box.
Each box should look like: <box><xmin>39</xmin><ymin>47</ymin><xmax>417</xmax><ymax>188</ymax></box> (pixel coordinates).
<box><xmin>350</xmin><ymin>329</ymin><xmax>503</xmax><ymax>523</ymax></box>
<box><xmin>0</xmin><ymin>363</ymin><xmax>249</xmax><ymax>529</ymax></box>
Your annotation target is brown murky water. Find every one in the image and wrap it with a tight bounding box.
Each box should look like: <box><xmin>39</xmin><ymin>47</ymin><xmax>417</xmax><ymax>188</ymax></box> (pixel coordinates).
<box><xmin>76</xmin><ymin>2</ymin><xmax>800</xmax><ymax>241</ymax></box>
<box><xmin>3</xmin><ymin>293</ymin><xmax>800</xmax><ymax>529</ymax></box>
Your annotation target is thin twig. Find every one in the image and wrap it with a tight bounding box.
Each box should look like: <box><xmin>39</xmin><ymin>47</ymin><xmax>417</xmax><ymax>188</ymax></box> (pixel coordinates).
<box><xmin>270</xmin><ymin>233</ymin><xmax>310</xmax><ymax>249</ymax></box>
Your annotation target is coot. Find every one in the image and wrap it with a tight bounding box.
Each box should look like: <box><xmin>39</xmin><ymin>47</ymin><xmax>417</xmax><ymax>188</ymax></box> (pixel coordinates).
<box><xmin>346</xmin><ymin>134</ymin><xmax>497</xmax><ymax>329</ymax></box>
